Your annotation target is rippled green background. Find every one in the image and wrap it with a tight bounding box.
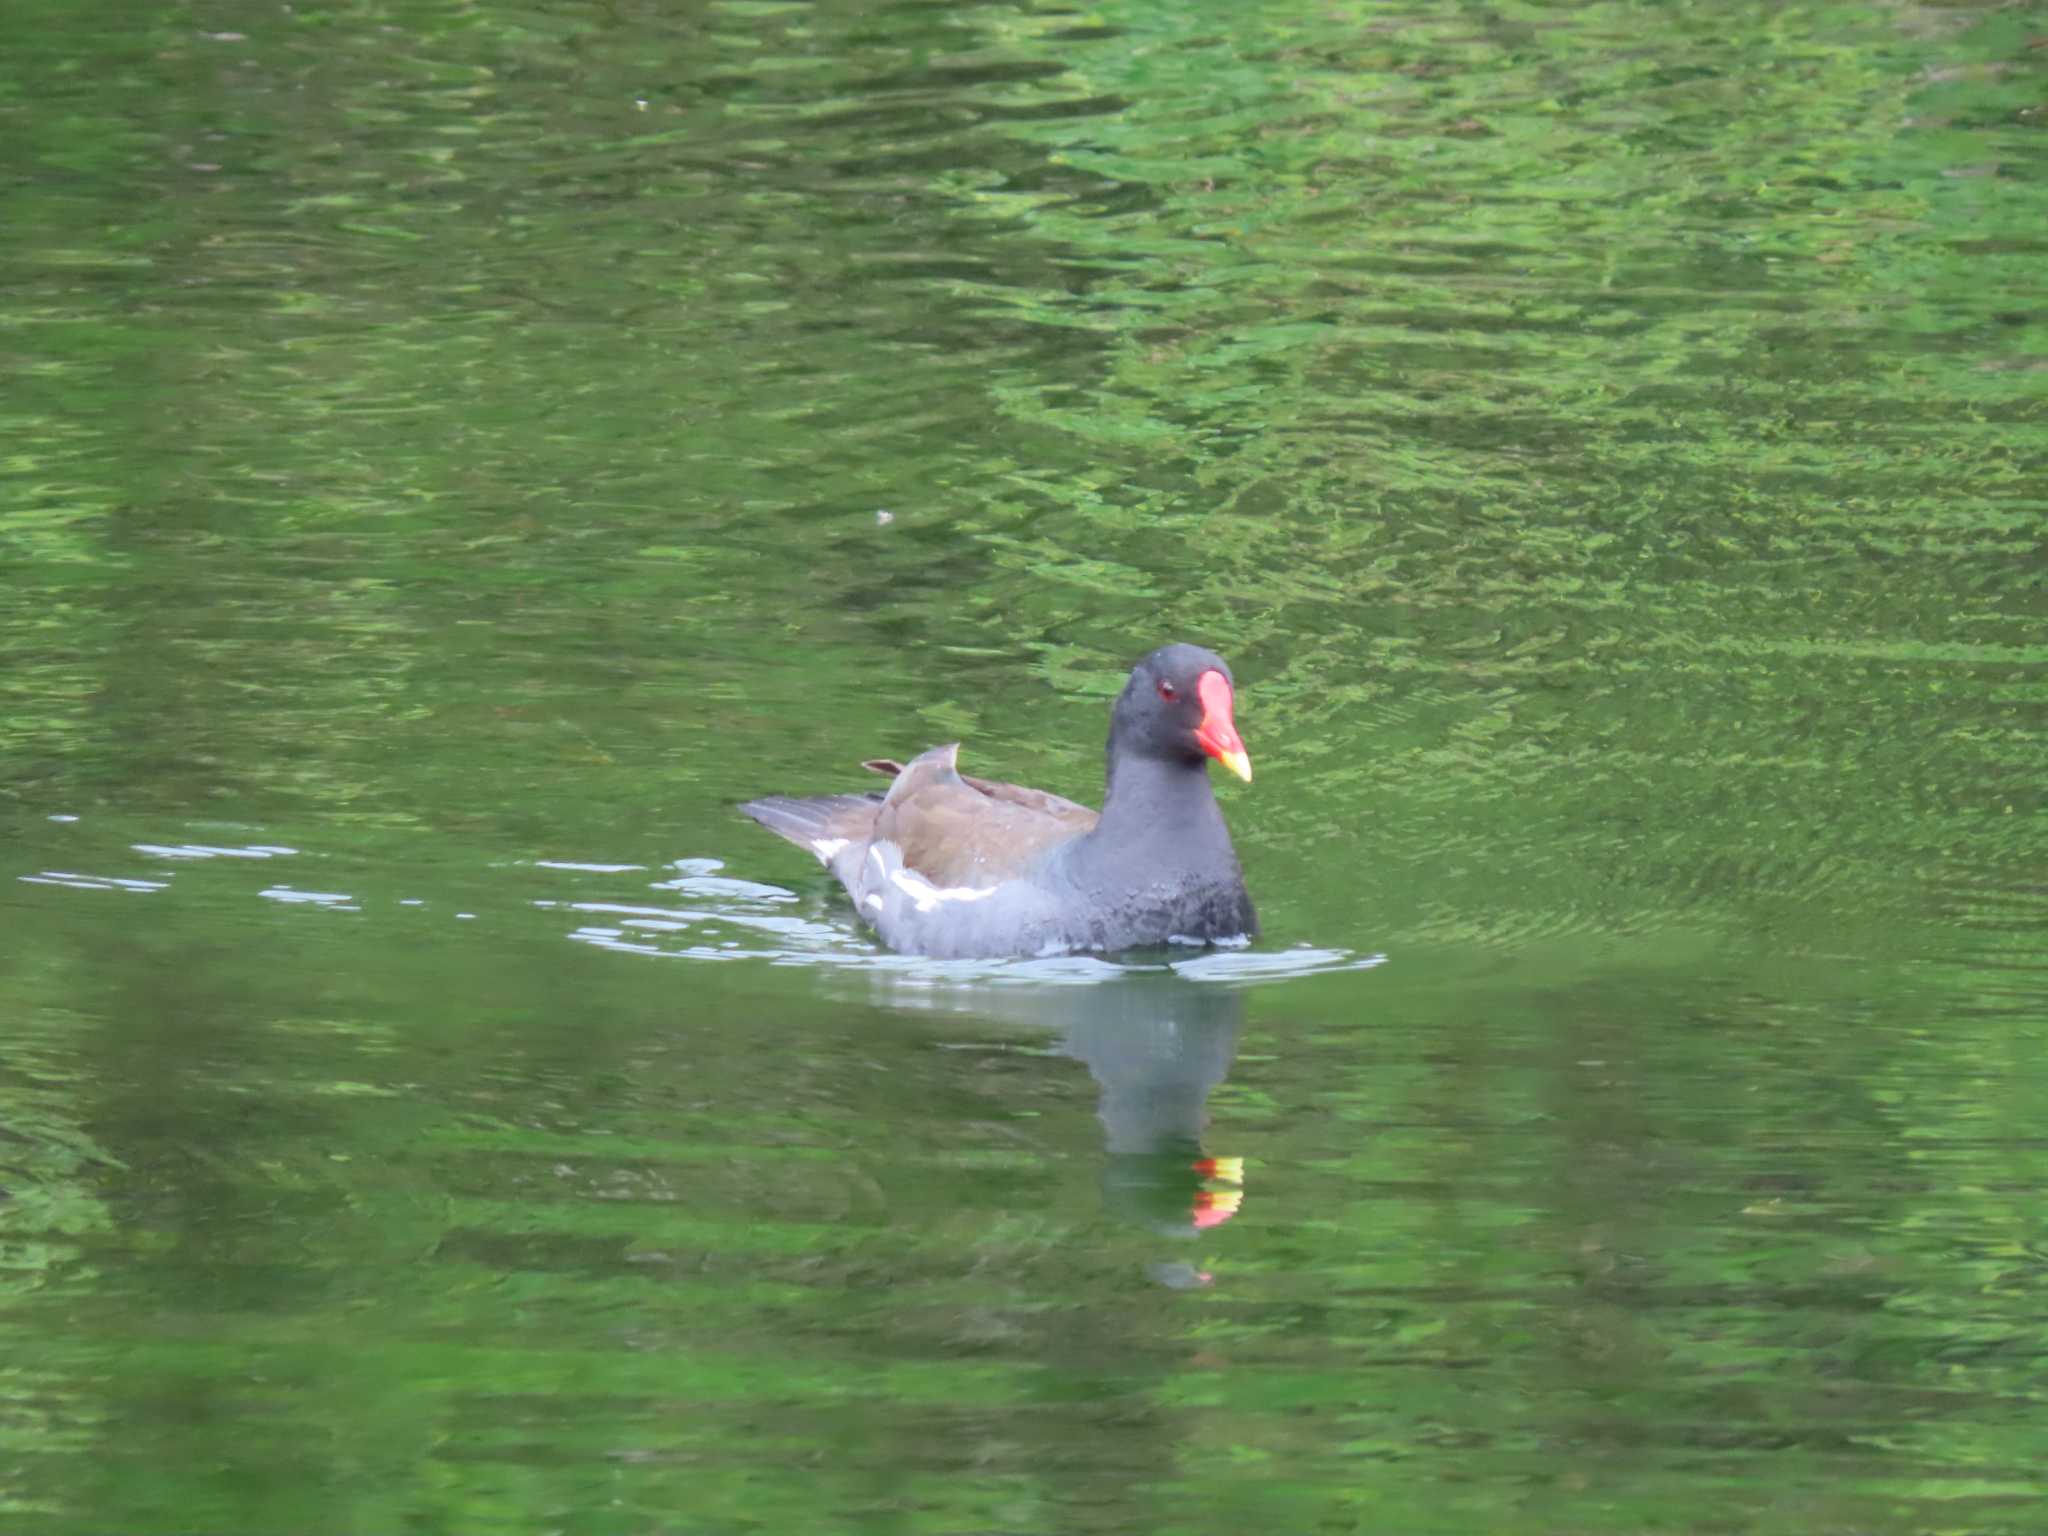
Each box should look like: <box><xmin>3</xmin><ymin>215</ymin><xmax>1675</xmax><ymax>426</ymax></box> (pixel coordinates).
<box><xmin>4</xmin><ymin>1</ymin><xmax>2045</xmax><ymax>1532</ymax></box>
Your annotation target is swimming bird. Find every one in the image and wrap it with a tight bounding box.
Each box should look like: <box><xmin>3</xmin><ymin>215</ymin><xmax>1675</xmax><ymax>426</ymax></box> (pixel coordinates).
<box><xmin>739</xmin><ymin>643</ymin><xmax>1257</xmax><ymax>958</ymax></box>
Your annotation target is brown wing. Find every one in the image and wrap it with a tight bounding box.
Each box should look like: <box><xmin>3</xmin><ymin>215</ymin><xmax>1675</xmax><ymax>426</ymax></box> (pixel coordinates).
<box><xmin>863</xmin><ymin>756</ymin><xmax>1098</xmax><ymax>828</ymax></box>
<box><xmin>870</xmin><ymin>744</ymin><xmax>1097</xmax><ymax>889</ymax></box>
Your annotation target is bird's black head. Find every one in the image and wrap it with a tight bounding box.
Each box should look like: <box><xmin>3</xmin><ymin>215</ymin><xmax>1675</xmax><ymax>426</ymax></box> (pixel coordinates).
<box><xmin>1107</xmin><ymin>643</ymin><xmax>1252</xmax><ymax>782</ymax></box>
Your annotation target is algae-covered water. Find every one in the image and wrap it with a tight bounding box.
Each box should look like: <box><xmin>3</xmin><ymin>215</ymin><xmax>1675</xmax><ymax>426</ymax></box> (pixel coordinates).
<box><xmin>3</xmin><ymin>1</ymin><xmax>2044</xmax><ymax>1531</ymax></box>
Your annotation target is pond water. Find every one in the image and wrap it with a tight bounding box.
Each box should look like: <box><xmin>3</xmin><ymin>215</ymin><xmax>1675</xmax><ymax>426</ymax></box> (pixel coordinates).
<box><xmin>4</xmin><ymin>0</ymin><xmax>2045</xmax><ymax>1531</ymax></box>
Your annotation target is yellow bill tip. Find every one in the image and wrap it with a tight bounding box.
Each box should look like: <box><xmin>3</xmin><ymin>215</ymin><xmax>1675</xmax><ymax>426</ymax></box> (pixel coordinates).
<box><xmin>1198</xmin><ymin>1156</ymin><xmax>1245</xmax><ymax>1185</ymax></box>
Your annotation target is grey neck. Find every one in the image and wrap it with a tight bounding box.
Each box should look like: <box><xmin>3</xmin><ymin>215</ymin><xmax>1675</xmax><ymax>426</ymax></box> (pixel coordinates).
<box><xmin>1075</xmin><ymin>753</ymin><xmax>1235</xmax><ymax>878</ymax></box>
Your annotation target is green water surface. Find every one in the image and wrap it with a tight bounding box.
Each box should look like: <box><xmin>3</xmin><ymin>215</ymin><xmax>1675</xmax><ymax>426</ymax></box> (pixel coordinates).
<box><xmin>3</xmin><ymin>1</ymin><xmax>2045</xmax><ymax>1532</ymax></box>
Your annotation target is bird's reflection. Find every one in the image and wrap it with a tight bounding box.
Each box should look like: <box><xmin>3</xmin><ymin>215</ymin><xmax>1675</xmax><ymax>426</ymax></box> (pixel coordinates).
<box><xmin>865</xmin><ymin>966</ymin><xmax>1247</xmax><ymax>1285</ymax></box>
<box><xmin>1063</xmin><ymin>975</ymin><xmax>1245</xmax><ymax>1248</ymax></box>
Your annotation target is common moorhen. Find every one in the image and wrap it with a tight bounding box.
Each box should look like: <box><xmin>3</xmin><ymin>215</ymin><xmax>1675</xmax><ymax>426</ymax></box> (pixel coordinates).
<box><xmin>740</xmin><ymin>643</ymin><xmax>1258</xmax><ymax>958</ymax></box>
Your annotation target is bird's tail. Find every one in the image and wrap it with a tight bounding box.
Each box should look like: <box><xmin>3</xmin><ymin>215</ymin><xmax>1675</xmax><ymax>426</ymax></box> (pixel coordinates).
<box><xmin>738</xmin><ymin>793</ymin><xmax>881</xmax><ymax>854</ymax></box>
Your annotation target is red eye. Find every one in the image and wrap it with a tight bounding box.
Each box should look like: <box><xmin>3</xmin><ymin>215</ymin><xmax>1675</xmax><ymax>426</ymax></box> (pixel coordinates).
<box><xmin>1157</xmin><ymin>680</ymin><xmax>1179</xmax><ymax>703</ymax></box>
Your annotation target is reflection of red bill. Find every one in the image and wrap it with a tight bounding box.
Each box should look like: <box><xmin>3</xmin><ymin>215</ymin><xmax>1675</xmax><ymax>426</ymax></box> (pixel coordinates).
<box><xmin>1192</xmin><ymin>1156</ymin><xmax>1244</xmax><ymax>1185</ymax></box>
<box><xmin>1192</xmin><ymin>1187</ymin><xmax>1243</xmax><ymax>1229</ymax></box>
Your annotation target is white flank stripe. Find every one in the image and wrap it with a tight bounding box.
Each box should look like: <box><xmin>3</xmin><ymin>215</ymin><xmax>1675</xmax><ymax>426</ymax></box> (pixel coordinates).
<box><xmin>889</xmin><ymin>866</ymin><xmax>998</xmax><ymax>914</ymax></box>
